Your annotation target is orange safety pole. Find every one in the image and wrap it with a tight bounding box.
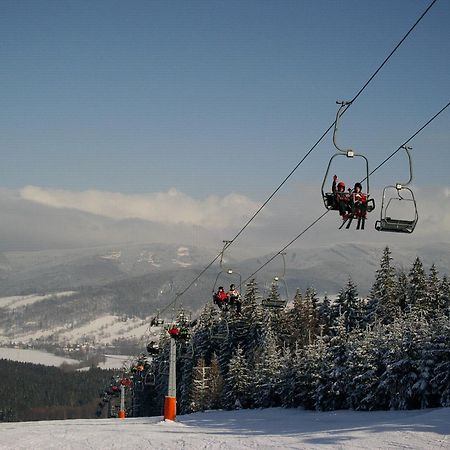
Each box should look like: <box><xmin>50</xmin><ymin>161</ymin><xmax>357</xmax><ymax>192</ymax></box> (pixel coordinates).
<box><xmin>119</xmin><ymin>384</ymin><xmax>126</xmax><ymax>419</ymax></box>
<box><xmin>164</xmin><ymin>337</ymin><xmax>177</xmax><ymax>421</ymax></box>
<box><xmin>164</xmin><ymin>396</ymin><xmax>176</xmax><ymax>421</ymax></box>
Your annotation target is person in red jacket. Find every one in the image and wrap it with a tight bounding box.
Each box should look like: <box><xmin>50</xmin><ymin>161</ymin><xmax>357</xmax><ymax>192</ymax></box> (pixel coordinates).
<box><xmin>213</xmin><ymin>286</ymin><xmax>229</xmax><ymax>310</ymax></box>
<box><xmin>351</xmin><ymin>182</ymin><xmax>367</xmax><ymax>218</ymax></box>
<box><xmin>332</xmin><ymin>175</ymin><xmax>352</xmax><ymax>219</ymax></box>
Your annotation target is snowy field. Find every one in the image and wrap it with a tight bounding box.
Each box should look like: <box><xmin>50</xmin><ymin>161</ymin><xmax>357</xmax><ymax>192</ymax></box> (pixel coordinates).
<box><xmin>0</xmin><ymin>348</ymin><xmax>135</xmax><ymax>370</ymax></box>
<box><xmin>0</xmin><ymin>407</ymin><xmax>449</xmax><ymax>449</ymax></box>
<box><xmin>0</xmin><ymin>347</ymin><xmax>79</xmax><ymax>366</ymax></box>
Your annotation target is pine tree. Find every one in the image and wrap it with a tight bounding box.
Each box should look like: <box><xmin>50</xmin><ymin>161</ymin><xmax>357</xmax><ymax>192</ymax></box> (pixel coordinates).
<box><xmin>253</xmin><ymin>329</ymin><xmax>283</xmax><ymax>408</ymax></box>
<box><xmin>438</xmin><ymin>276</ymin><xmax>450</xmax><ymax>317</ymax></box>
<box><xmin>317</xmin><ymin>293</ymin><xmax>332</xmax><ymax>337</ymax></box>
<box><xmin>287</xmin><ymin>289</ymin><xmax>304</xmax><ymax>345</ymax></box>
<box><xmin>408</xmin><ymin>257</ymin><xmax>428</xmax><ymax>315</ymax></box>
<box><xmin>396</xmin><ymin>270</ymin><xmax>409</xmax><ymax>313</ymax></box>
<box><xmin>333</xmin><ymin>277</ymin><xmax>362</xmax><ymax>332</ymax></box>
<box><xmin>295</xmin><ymin>337</ymin><xmax>326</xmax><ymax>409</ymax></box>
<box><xmin>304</xmin><ymin>287</ymin><xmax>319</xmax><ymax>340</ymax></box>
<box><xmin>276</xmin><ymin>345</ymin><xmax>296</xmax><ymax>408</ymax></box>
<box><xmin>347</xmin><ymin>324</ymin><xmax>388</xmax><ymax>410</ymax></box>
<box><xmin>223</xmin><ymin>345</ymin><xmax>251</xmax><ymax>409</ymax></box>
<box><xmin>366</xmin><ymin>247</ymin><xmax>399</xmax><ymax>324</ymax></box>
<box><xmin>208</xmin><ymin>354</ymin><xmax>224</xmax><ymax>410</ymax></box>
<box><xmin>190</xmin><ymin>357</ymin><xmax>210</xmax><ymax>412</ymax></box>
<box><xmin>315</xmin><ymin>314</ymin><xmax>349</xmax><ymax>411</ymax></box>
<box><xmin>241</xmin><ymin>278</ymin><xmax>265</xmax><ymax>357</ymax></box>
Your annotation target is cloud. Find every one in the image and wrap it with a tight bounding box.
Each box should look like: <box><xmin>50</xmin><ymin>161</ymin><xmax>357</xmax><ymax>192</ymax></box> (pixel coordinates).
<box><xmin>19</xmin><ymin>186</ymin><xmax>262</xmax><ymax>229</ymax></box>
<box><xmin>0</xmin><ymin>183</ymin><xmax>448</xmax><ymax>253</ymax></box>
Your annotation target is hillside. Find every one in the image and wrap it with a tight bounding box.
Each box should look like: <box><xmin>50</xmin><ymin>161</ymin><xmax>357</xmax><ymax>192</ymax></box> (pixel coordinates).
<box><xmin>0</xmin><ymin>241</ymin><xmax>449</xmax><ymax>361</ymax></box>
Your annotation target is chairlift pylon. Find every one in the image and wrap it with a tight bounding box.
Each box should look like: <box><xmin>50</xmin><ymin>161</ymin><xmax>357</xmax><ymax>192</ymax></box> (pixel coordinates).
<box><xmin>375</xmin><ymin>145</ymin><xmax>418</xmax><ymax>233</ymax></box>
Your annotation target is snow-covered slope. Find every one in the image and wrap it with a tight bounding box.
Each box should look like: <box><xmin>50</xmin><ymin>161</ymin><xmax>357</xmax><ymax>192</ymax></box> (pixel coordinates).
<box><xmin>0</xmin><ymin>348</ymin><xmax>79</xmax><ymax>367</ymax></box>
<box><xmin>0</xmin><ymin>407</ymin><xmax>448</xmax><ymax>450</ymax></box>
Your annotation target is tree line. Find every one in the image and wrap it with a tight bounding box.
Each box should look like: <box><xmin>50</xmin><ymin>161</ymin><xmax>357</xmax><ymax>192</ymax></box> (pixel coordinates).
<box><xmin>0</xmin><ymin>360</ymin><xmax>113</xmax><ymax>422</ymax></box>
<box><xmin>132</xmin><ymin>247</ymin><xmax>450</xmax><ymax>415</ymax></box>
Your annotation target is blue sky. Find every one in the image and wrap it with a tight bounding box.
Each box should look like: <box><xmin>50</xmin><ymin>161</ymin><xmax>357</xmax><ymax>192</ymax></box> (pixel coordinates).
<box><xmin>0</xmin><ymin>0</ymin><xmax>449</xmax><ymax>251</ymax></box>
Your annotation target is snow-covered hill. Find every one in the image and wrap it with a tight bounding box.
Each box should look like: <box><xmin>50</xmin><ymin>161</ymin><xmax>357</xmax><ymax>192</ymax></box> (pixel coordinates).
<box><xmin>0</xmin><ymin>407</ymin><xmax>448</xmax><ymax>450</ymax></box>
<box><xmin>1</xmin><ymin>241</ymin><xmax>448</xmax><ymax>365</ymax></box>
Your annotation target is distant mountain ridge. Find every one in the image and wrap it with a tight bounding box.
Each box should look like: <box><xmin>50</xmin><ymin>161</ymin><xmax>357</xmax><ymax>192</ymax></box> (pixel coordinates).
<box><xmin>0</xmin><ymin>241</ymin><xmax>448</xmax><ymax>357</ymax></box>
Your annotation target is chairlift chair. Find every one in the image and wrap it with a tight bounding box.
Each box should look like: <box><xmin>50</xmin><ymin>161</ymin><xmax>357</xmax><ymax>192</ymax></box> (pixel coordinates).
<box><xmin>321</xmin><ymin>101</ymin><xmax>375</xmax><ymax>229</ymax></box>
<box><xmin>375</xmin><ymin>145</ymin><xmax>418</xmax><ymax>233</ymax></box>
<box><xmin>212</xmin><ymin>240</ymin><xmax>242</xmax><ymax>310</ymax></box>
<box><xmin>210</xmin><ymin>318</ymin><xmax>230</xmax><ymax>343</ymax></box>
<box><xmin>261</xmin><ymin>253</ymin><xmax>289</xmax><ymax>309</ymax></box>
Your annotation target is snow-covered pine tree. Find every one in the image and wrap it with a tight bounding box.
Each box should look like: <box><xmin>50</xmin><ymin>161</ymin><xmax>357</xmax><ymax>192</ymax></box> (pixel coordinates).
<box><xmin>396</xmin><ymin>270</ymin><xmax>409</xmax><ymax>313</ymax></box>
<box><xmin>366</xmin><ymin>247</ymin><xmax>399</xmax><ymax>324</ymax></box>
<box><xmin>190</xmin><ymin>357</ymin><xmax>210</xmax><ymax>412</ymax></box>
<box><xmin>438</xmin><ymin>276</ymin><xmax>450</xmax><ymax>317</ymax></box>
<box><xmin>223</xmin><ymin>344</ymin><xmax>251</xmax><ymax>409</ymax></box>
<box><xmin>315</xmin><ymin>314</ymin><xmax>349</xmax><ymax>411</ymax></box>
<box><xmin>427</xmin><ymin>264</ymin><xmax>441</xmax><ymax>317</ymax></box>
<box><xmin>294</xmin><ymin>337</ymin><xmax>326</xmax><ymax>409</ymax></box>
<box><xmin>333</xmin><ymin>277</ymin><xmax>362</xmax><ymax>332</ymax></box>
<box><xmin>287</xmin><ymin>289</ymin><xmax>304</xmax><ymax>345</ymax></box>
<box><xmin>408</xmin><ymin>257</ymin><xmax>428</xmax><ymax>316</ymax></box>
<box><xmin>317</xmin><ymin>293</ymin><xmax>332</xmax><ymax>337</ymax></box>
<box><xmin>377</xmin><ymin>313</ymin><xmax>425</xmax><ymax>410</ymax></box>
<box><xmin>303</xmin><ymin>287</ymin><xmax>319</xmax><ymax>341</ymax></box>
<box><xmin>429</xmin><ymin>316</ymin><xmax>450</xmax><ymax>406</ymax></box>
<box><xmin>252</xmin><ymin>328</ymin><xmax>283</xmax><ymax>408</ymax></box>
<box><xmin>276</xmin><ymin>345</ymin><xmax>296</xmax><ymax>408</ymax></box>
<box><xmin>346</xmin><ymin>328</ymin><xmax>378</xmax><ymax>410</ymax></box>
<box><xmin>241</xmin><ymin>278</ymin><xmax>265</xmax><ymax>358</ymax></box>
<box><xmin>208</xmin><ymin>354</ymin><xmax>224</xmax><ymax>410</ymax></box>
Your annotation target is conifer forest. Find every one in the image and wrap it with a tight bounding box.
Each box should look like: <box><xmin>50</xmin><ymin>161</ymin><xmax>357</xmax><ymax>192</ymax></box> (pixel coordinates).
<box><xmin>122</xmin><ymin>247</ymin><xmax>450</xmax><ymax>417</ymax></box>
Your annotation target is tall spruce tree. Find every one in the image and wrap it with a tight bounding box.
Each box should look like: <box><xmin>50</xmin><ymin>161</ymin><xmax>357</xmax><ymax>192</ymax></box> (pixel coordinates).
<box><xmin>366</xmin><ymin>247</ymin><xmax>398</xmax><ymax>324</ymax></box>
<box><xmin>316</xmin><ymin>314</ymin><xmax>349</xmax><ymax>411</ymax></box>
<box><xmin>253</xmin><ymin>329</ymin><xmax>283</xmax><ymax>408</ymax></box>
<box><xmin>223</xmin><ymin>345</ymin><xmax>251</xmax><ymax>409</ymax></box>
<box><xmin>408</xmin><ymin>257</ymin><xmax>428</xmax><ymax>315</ymax></box>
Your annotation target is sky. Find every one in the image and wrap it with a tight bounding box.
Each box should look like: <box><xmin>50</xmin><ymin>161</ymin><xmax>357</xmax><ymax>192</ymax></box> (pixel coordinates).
<box><xmin>0</xmin><ymin>407</ymin><xmax>449</xmax><ymax>449</ymax></box>
<box><xmin>0</xmin><ymin>0</ymin><xmax>449</xmax><ymax>253</ymax></box>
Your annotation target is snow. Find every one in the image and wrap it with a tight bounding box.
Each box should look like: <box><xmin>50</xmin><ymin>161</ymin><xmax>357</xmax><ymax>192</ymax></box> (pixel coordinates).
<box><xmin>0</xmin><ymin>291</ymin><xmax>77</xmax><ymax>310</ymax></box>
<box><xmin>0</xmin><ymin>407</ymin><xmax>448</xmax><ymax>449</ymax></box>
<box><xmin>0</xmin><ymin>314</ymin><xmax>152</xmax><ymax>346</ymax></box>
<box><xmin>98</xmin><ymin>354</ymin><xmax>134</xmax><ymax>370</ymax></box>
<box><xmin>0</xmin><ymin>347</ymin><xmax>79</xmax><ymax>367</ymax></box>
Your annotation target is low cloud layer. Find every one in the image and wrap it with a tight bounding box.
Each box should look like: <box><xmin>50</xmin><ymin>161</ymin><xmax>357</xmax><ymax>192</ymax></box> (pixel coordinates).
<box><xmin>0</xmin><ymin>184</ymin><xmax>448</xmax><ymax>253</ymax></box>
<box><xmin>20</xmin><ymin>186</ymin><xmax>262</xmax><ymax>229</ymax></box>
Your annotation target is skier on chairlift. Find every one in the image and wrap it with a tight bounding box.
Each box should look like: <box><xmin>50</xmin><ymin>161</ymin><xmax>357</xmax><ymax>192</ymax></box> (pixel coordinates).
<box><xmin>213</xmin><ymin>286</ymin><xmax>229</xmax><ymax>310</ymax></box>
<box><xmin>332</xmin><ymin>175</ymin><xmax>352</xmax><ymax>220</ymax></box>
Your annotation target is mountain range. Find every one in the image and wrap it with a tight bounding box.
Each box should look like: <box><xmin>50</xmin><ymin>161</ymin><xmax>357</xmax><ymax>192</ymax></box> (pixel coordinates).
<box><xmin>1</xmin><ymin>240</ymin><xmax>448</xmax><ymax>358</ymax></box>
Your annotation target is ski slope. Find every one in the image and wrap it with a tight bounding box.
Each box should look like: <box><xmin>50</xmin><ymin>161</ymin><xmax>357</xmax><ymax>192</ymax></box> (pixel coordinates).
<box><xmin>0</xmin><ymin>407</ymin><xmax>448</xmax><ymax>449</ymax></box>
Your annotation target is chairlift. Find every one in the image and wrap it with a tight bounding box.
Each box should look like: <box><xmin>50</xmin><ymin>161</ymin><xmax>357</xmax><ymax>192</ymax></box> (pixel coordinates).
<box><xmin>262</xmin><ymin>252</ymin><xmax>289</xmax><ymax>309</ymax></box>
<box><xmin>146</xmin><ymin>341</ymin><xmax>160</xmax><ymax>356</ymax></box>
<box><xmin>210</xmin><ymin>317</ymin><xmax>230</xmax><ymax>343</ymax></box>
<box><xmin>321</xmin><ymin>101</ymin><xmax>375</xmax><ymax>229</ymax></box>
<box><xmin>375</xmin><ymin>145</ymin><xmax>418</xmax><ymax>233</ymax></box>
<box><xmin>212</xmin><ymin>240</ymin><xmax>242</xmax><ymax>311</ymax></box>
<box><xmin>179</xmin><ymin>340</ymin><xmax>195</xmax><ymax>360</ymax></box>
<box><xmin>143</xmin><ymin>370</ymin><xmax>156</xmax><ymax>387</ymax></box>
<box><xmin>150</xmin><ymin>312</ymin><xmax>165</xmax><ymax>327</ymax></box>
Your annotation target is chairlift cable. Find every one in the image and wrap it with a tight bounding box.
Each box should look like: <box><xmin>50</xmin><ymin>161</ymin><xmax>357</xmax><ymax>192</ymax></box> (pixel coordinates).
<box><xmin>242</xmin><ymin>101</ymin><xmax>449</xmax><ymax>283</ymax></box>
<box><xmin>365</xmin><ymin>101</ymin><xmax>450</xmax><ymax>182</ymax></box>
<box><xmin>131</xmin><ymin>1</ymin><xmax>440</xmax><ymax>349</ymax></box>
